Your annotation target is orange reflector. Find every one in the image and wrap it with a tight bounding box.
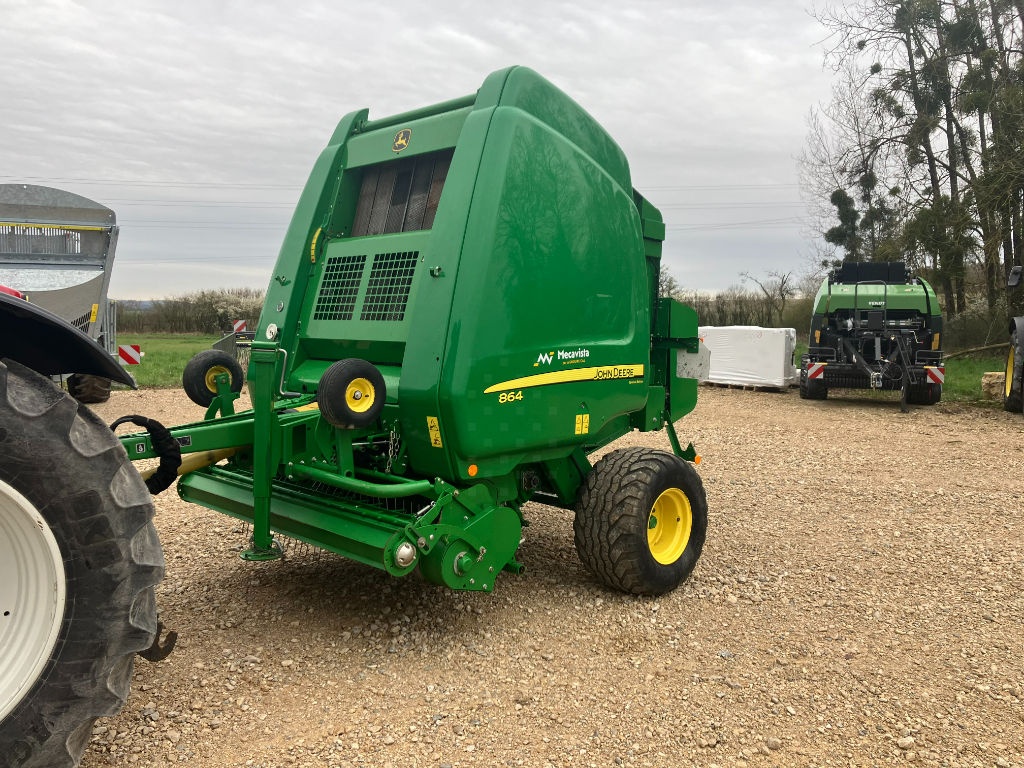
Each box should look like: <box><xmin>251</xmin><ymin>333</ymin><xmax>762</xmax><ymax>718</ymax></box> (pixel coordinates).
<box><xmin>694</xmin><ymin>455</ymin><xmax>702</xmax><ymax>465</ymax></box>
<box><xmin>468</xmin><ymin>464</ymin><xmax>478</xmax><ymax>477</ymax></box>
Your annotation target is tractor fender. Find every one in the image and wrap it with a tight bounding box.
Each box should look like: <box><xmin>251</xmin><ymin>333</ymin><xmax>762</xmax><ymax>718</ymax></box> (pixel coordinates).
<box><xmin>0</xmin><ymin>290</ymin><xmax>135</xmax><ymax>387</ymax></box>
<box><xmin>1010</xmin><ymin>315</ymin><xmax>1024</xmax><ymax>340</ymax></box>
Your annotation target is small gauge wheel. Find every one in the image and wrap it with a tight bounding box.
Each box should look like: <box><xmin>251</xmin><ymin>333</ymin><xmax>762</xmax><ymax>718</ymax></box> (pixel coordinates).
<box><xmin>182</xmin><ymin>350</ymin><xmax>244</xmax><ymax>407</ymax></box>
<box><xmin>317</xmin><ymin>359</ymin><xmax>386</xmax><ymax>429</ymax></box>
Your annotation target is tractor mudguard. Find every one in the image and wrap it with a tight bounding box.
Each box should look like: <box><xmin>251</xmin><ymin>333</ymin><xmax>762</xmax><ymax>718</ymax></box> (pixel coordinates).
<box><xmin>1009</xmin><ymin>315</ymin><xmax>1024</xmax><ymax>339</ymax></box>
<box><xmin>0</xmin><ymin>290</ymin><xmax>135</xmax><ymax>387</ymax></box>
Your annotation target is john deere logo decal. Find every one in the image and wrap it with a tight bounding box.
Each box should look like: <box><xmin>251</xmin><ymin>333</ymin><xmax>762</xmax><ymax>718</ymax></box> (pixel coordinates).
<box><xmin>392</xmin><ymin>129</ymin><xmax>411</xmax><ymax>153</ymax></box>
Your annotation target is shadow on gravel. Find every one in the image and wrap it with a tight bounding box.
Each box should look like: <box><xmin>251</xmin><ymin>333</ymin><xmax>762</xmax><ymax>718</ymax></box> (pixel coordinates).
<box><xmin>173</xmin><ymin>505</ymin><xmax>605</xmax><ymax>644</ymax></box>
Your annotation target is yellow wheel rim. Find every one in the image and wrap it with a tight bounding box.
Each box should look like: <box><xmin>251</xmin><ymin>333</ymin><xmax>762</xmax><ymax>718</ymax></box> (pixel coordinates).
<box><xmin>1006</xmin><ymin>347</ymin><xmax>1015</xmax><ymax>398</ymax></box>
<box><xmin>647</xmin><ymin>487</ymin><xmax>692</xmax><ymax>565</ymax></box>
<box><xmin>204</xmin><ymin>365</ymin><xmax>231</xmax><ymax>392</ymax></box>
<box><xmin>345</xmin><ymin>377</ymin><xmax>375</xmax><ymax>413</ymax></box>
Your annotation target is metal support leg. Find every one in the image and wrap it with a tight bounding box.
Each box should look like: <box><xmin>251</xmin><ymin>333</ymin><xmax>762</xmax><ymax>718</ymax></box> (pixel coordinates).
<box><xmin>242</xmin><ymin>345</ymin><xmax>282</xmax><ymax>561</ymax></box>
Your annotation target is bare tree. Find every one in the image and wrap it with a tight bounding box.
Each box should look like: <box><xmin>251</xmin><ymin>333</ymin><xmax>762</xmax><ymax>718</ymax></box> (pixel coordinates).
<box><xmin>658</xmin><ymin>268</ymin><xmax>682</xmax><ymax>300</ymax></box>
<box><xmin>807</xmin><ymin>0</ymin><xmax>1024</xmax><ymax>326</ymax></box>
<box><xmin>740</xmin><ymin>270</ymin><xmax>797</xmax><ymax>326</ymax></box>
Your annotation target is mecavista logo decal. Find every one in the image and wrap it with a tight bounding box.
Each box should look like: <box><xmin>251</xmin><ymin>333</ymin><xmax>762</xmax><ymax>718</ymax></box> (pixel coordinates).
<box><xmin>534</xmin><ymin>347</ymin><xmax>590</xmax><ymax>367</ymax></box>
<box><xmin>392</xmin><ymin>128</ymin><xmax>411</xmax><ymax>153</ymax></box>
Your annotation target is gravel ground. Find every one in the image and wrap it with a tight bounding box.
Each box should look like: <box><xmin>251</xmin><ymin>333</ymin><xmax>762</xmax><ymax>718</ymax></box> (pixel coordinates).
<box><xmin>81</xmin><ymin>385</ymin><xmax>1023</xmax><ymax>768</ymax></box>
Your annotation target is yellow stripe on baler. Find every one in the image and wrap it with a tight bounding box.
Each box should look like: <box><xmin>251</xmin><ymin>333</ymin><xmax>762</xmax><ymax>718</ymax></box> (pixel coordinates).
<box><xmin>484</xmin><ymin>364</ymin><xmax>644</xmax><ymax>394</ymax></box>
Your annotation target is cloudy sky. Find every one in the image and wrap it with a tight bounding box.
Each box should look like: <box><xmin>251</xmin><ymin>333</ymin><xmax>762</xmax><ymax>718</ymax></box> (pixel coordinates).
<box><xmin>1</xmin><ymin>0</ymin><xmax>835</xmax><ymax>300</ymax></box>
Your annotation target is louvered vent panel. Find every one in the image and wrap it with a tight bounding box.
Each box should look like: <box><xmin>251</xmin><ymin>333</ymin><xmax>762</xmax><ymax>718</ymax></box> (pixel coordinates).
<box><xmin>0</xmin><ymin>224</ymin><xmax>83</xmax><ymax>255</ymax></box>
<box><xmin>360</xmin><ymin>251</ymin><xmax>419</xmax><ymax>322</ymax></box>
<box><xmin>313</xmin><ymin>253</ymin><xmax>367</xmax><ymax>320</ymax></box>
<box><xmin>351</xmin><ymin>149</ymin><xmax>454</xmax><ymax>236</ymax></box>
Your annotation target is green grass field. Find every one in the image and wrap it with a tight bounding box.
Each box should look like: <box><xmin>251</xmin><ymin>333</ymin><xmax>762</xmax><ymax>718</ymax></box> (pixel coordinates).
<box><xmin>116</xmin><ymin>333</ymin><xmax>223</xmax><ymax>388</ymax></box>
<box><xmin>943</xmin><ymin>351</ymin><xmax>1005</xmax><ymax>404</ymax></box>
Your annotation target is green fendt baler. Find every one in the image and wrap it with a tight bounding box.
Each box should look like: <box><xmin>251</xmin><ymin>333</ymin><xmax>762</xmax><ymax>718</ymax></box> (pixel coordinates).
<box><xmin>121</xmin><ymin>66</ymin><xmax>709</xmax><ymax>596</ymax></box>
<box><xmin>799</xmin><ymin>261</ymin><xmax>944</xmax><ymax>411</ymax></box>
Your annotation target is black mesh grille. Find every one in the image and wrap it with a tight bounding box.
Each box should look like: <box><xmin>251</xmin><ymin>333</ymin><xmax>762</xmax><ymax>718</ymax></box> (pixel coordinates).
<box><xmin>351</xmin><ymin>149</ymin><xmax>453</xmax><ymax>237</ymax></box>
<box><xmin>70</xmin><ymin>309</ymin><xmax>91</xmax><ymax>331</ymax></box>
<box><xmin>360</xmin><ymin>252</ymin><xmax>419</xmax><ymax>322</ymax></box>
<box><xmin>313</xmin><ymin>254</ymin><xmax>367</xmax><ymax>321</ymax></box>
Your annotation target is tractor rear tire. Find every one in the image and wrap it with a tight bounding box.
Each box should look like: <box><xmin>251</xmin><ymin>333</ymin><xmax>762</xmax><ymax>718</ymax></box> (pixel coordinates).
<box><xmin>0</xmin><ymin>360</ymin><xmax>163</xmax><ymax>768</ymax></box>
<box><xmin>907</xmin><ymin>383</ymin><xmax>942</xmax><ymax>406</ymax></box>
<box><xmin>183</xmin><ymin>349</ymin><xmax>244</xmax><ymax>408</ymax></box>
<box><xmin>317</xmin><ymin>358</ymin><xmax>387</xmax><ymax>429</ymax></box>
<box><xmin>1004</xmin><ymin>333</ymin><xmax>1023</xmax><ymax>413</ymax></box>
<box><xmin>574</xmin><ymin>447</ymin><xmax>707</xmax><ymax>596</ymax></box>
<box><xmin>799</xmin><ymin>377</ymin><xmax>827</xmax><ymax>400</ymax></box>
<box><xmin>67</xmin><ymin>373</ymin><xmax>111</xmax><ymax>404</ymax></box>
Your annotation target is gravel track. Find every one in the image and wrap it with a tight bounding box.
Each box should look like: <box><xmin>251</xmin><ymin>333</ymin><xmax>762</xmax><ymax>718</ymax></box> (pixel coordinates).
<box><xmin>82</xmin><ymin>386</ymin><xmax>1023</xmax><ymax>768</ymax></box>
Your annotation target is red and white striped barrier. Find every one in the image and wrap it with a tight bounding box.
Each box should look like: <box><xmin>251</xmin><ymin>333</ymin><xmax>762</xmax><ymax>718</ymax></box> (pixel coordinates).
<box><xmin>118</xmin><ymin>344</ymin><xmax>142</xmax><ymax>365</ymax></box>
<box><xmin>806</xmin><ymin>362</ymin><xmax>826</xmax><ymax>380</ymax></box>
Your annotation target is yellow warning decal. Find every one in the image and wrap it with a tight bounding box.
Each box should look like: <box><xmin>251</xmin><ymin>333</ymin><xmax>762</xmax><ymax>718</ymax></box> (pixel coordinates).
<box><xmin>309</xmin><ymin>227</ymin><xmax>322</xmax><ymax>263</ymax></box>
<box><xmin>574</xmin><ymin>414</ymin><xmax>590</xmax><ymax>435</ymax></box>
<box><xmin>484</xmin><ymin>365</ymin><xmax>644</xmax><ymax>394</ymax></box>
<box><xmin>89</xmin><ymin>304</ymin><xmax>99</xmax><ymax>323</ymax></box>
<box><xmin>427</xmin><ymin>416</ymin><xmax>443</xmax><ymax>448</ymax></box>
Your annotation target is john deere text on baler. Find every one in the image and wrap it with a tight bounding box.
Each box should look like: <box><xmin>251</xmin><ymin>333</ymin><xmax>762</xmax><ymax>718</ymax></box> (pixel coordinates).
<box><xmin>799</xmin><ymin>261</ymin><xmax>944</xmax><ymax>412</ymax></box>
<box><xmin>121</xmin><ymin>66</ymin><xmax>709</xmax><ymax>595</ymax></box>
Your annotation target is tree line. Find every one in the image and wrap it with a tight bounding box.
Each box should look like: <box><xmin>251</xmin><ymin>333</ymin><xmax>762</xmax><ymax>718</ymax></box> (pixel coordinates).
<box><xmin>659</xmin><ymin>270</ymin><xmax>813</xmax><ymax>335</ymax></box>
<box><xmin>121</xmin><ymin>277</ymin><xmax>813</xmax><ymax>338</ymax></box>
<box><xmin>117</xmin><ymin>288</ymin><xmax>264</xmax><ymax>334</ymax></box>
<box><xmin>116</xmin><ymin>266</ymin><xmax>989</xmax><ymax>349</ymax></box>
<box><xmin>802</xmin><ymin>0</ymin><xmax>1024</xmax><ymax>324</ymax></box>
<box><xmin>659</xmin><ymin>265</ymin><xmax>990</xmax><ymax>349</ymax></box>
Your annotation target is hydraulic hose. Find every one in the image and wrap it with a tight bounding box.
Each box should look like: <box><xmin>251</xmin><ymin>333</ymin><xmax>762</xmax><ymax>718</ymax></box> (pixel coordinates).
<box><xmin>109</xmin><ymin>415</ymin><xmax>182</xmax><ymax>495</ymax></box>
